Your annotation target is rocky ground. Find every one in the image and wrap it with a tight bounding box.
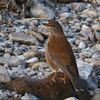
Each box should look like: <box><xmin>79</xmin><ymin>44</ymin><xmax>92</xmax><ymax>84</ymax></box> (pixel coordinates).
<box><xmin>0</xmin><ymin>0</ymin><xmax>100</xmax><ymax>100</ymax></box>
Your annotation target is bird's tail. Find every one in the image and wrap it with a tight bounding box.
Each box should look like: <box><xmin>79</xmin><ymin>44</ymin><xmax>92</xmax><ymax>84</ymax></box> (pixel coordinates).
<box><xmin>60</xmin><ymin>65</ymin><xmax>90</xmax><ymax>100</ymax></box>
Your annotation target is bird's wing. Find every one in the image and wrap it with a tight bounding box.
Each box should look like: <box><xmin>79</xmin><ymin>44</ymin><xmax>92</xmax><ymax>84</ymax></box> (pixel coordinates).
<box><xmin>48</xmin><ymin>48</ymin><xmax>80</xmax><ymax>90</ymax></box>
<box><xmin>48</xmin><ymin>46</ymin><xmax>79</xmax><ymax>78</ymax></box>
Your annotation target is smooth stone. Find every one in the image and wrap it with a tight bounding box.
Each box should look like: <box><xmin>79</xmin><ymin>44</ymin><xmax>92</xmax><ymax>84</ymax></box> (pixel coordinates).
<box><xmin>23</xmin><ymin>47</ymin><xmax>38</xmax><ymax>59</ymax></box>
<box><xmin>0</xmin><ymin>56</ymin><xmax>26</xmax><ymax>66</ymax></box>
<box><xmin>81</xmin><ymin>25</ymin><xmax>93</xmax><ymax>40</ymax></box>
<box><xmin>28</xmin><ymin>31</ymin><xmax>44</xmax><ymax>42</ymax></box>
<box><xmin>64</xmin><ymin>97</ymin><xmax>78</xmax><ymax>100</ymax></box>
<box><xmin>93</xmin><ymin>44</ymin><xmax>100</xmax><ymax>51</ymax></box>
<box><xmin>82</xmin><ymin>9</ymin><xmax>97</xmax><ymax>18</ymax></box>
<box><xmin>0</xmin><ymin>66</ymin><xmax>11</xmax><ymax>82</ymax></box>
<box><xmin>9</xmin><ymin>32</ymin><xmax>39</xmax><ymax>45</ymax></box>
<box><xmin>92</xmin><ymin>51</ymin><xmax>100</xmax><ymax>60</ymax></box>
<box><xmin>76</xmin><ymin>59</ymin><xmax>92</xmax><ymax>80</ymax></box>
<box><xmin>27</xmin><ymin>57</ymin><xmax>38</xmax><ymax>63</ymax></box>
<box><xmin>79</xmin><ymin>51</ymin><xmax>92</xmax><ymax>59</ymax></box>
<box><xmin>79</xmin><ymin>41</ymin><xmax>86</xmax><ymax>49</ymax></box>
<box><xmin>21</xmin><ymin>93</ymin><xmax>38</xmax><ymax>100</ymax></box>
<box><xmin>30</xmin><ymin>3</ymin><xmax>55</xmax><ymax>19</ymax></box>
<box><xmin>72</xmin><ymin>3</ymin><xmax>86</xmax><ymax>12</ymax></box>
<box><xmin>0</xmin><ymin>92</ymin><xmax>8</xmax><ymax>100</ymax></box>
<box><xmin>95</xmin><ymin>31</ymin><xmax>100</xmax><ymax>42</ymax></box>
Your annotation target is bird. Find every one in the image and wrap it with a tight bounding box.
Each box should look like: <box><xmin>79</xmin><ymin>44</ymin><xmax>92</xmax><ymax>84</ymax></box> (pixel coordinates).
<box><xmin>43</xmin><ymin>20</ymin><xmax>85</xmax><ymax>99</ymax></box>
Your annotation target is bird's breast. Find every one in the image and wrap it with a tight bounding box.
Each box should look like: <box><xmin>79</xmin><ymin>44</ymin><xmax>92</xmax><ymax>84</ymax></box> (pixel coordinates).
<box><xmin>47</xmin><ymin>35</ymin><xmax>67</xmax><ymax>53</ymax></box>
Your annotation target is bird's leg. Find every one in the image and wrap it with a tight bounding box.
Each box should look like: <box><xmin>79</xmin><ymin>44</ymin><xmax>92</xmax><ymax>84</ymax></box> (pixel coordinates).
<box><xmin>58</xmin><ymin>74</ymin><xmax>66</xmax><ymax>84</ymax></box>
<box><xmin>51</xmin><ymin>71</ymin><xmax>57</xmax><ymax>82</ymax></box>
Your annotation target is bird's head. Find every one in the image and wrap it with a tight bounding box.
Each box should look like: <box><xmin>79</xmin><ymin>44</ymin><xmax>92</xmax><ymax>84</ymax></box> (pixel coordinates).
<box><xmin>43</xmin><ymin>20</ymin><xmax>64</xmax><ymax>35</ymax></box>
<box><xmin>43</xmin><ymin>20</ymin><xmax>60</xmax><ymax>28</ymax></box>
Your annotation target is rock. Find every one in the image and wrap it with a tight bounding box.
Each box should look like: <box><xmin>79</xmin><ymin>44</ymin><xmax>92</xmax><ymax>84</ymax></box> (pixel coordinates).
<box><xmin>32</xmin><ymin>62</ymin><xmax>50</xmax><ymax>70</ymax></box>
<box><xmin>0</xmin><ymin>56</ymin><xmax>26</xmax><ymax>66</ymax></box>
<box><xmin>9</xmin><ymin>32</ymin><xmax>39</xmax><ymax>45</ymax></box>
<box><xmin>21</xmin><ymin>93</ymin><xmax>38</xmax><ymax>100</ymax></box>
<box><xmin>77</xmin><ymin>59</ymin><xmax>92</xmax><ymax>80</ymax></box>
<box><xmin>64</xmin><ymin>97</ymin><xmax>78</xmax><ymax>100</ymax></box>
<box><xmin>68</xmin><ymin>38</ymin><xmax>76</xmax><ymax>44</ymax></box>
<box><xmin>3</xmin><ymin>53</ymin><xmax>11</xmax><ymax>57</ymax></box>
<box><xmin>88</xmin><ymin>70</ymin><xmax>98</xmax><ymax>90</ymax></box>
<box><xmin>93</xmin><ymin>44</ymin><xmax>100</xmax><ymax>51</ymax></box>
<box><xmin>92</xmin><ymin>24</ymin><xmax>100</xmax><ymax>41</ymax></box>
<box><xmin>30</xmin><ymin>3</ymin><xmax>55</xmax><ymax>19</ymax></box>
<box><xmin>95</xmin><ymin>31</ymin><xmax>100</xmax><ymax>41</ymax></box>
<box><xmin>92</xmin><ymin>89</ymin><xmax>100</xmax><ymax>100</ymax></box>
<box><xmin>81</xmin><ymin>25</ymin><xmax>95</xmax><ymax>41</ymax></box>
<box><xmin>0</xmin><ymin>91</ymin><xmax>8</xmax><ymax>100</ymax></box>
<box><xmin>71</xmin><ymin>23</ymin><xmax>81</xmax><ymax>32</ymax></box>
<box><xmin>13</xmin><ymin>48</ymin><xmax>23</xmax><ymax>56</ymax></box>
<box><xmin>38</xmin><ymin>24</ymin><xmax>49</xmax><ymax>36</ymax></box>
<box><xmin>26</xmin><ymin>57</ymin><xmax>38</xmax><ymax>63</ymax></box>
<box><xmin>79</xmin><ymin>51</ymin><xmax>92</xmax><ymax>59</ymax></box>
<box><xmin>92</xmin><ymin>51</ymin><xmax>100</xmax><ymax>60</ymax></box>
<box><xmin>79</xmin><ymin>41</ymin><xmax>86</xmax><ymax>49</ymax></box>
<box><xmin>0</xmin><ymin>14</ymin><xmax>2</xmax><ymax>22</ymax></box>
<box><xmin>60</xmin><ymin>12</ymin><xmax>72</xmax><ymax>21</ymax></box>
<box><xmin>72</xmin><ymin>3</ymin><xmax>86</xmax><ymax>12</ymax></box>
<box><xmin>82</xmin><ymin>9</ymin><xmax>97</xmax><ymax>18</ymax></box>
<box><xmin>23</xmin><ymin>47</ymin><xmax>38</xmax><ymax>59</ymax></box>
<box><xmin>0</xmin><ymin>66</ymin><xmax>11</xmax><ymax>82</ymax></box>
<box><xmin>28</xmin><ymin>31</ymin><xmax>44</xmax><ymax>42</ymax></box>
<box><xmin>5</xmin><ymin>47</ymin><xmax>13</xmax><ymax>54</ymax></box>
<box><xmin>96</xmin><ymin>0</ymin><xmax>100</xmax><ymax>5</ymax></box>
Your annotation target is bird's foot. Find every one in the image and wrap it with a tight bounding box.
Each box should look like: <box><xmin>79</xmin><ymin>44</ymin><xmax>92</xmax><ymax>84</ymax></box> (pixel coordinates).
<box><xmin>51</xmin><ymin>77</ymin><xmax>56</xmax><ymax>82</ymax></box>
<box><xmin>75</xmin><ymin>89</ymin><xmax>84</xmax><ymax>93</ymax></box>
<box><xmin>58</xmin><ymin>77</ymin><xmax>66</xmax><ymax>84</ymax></box>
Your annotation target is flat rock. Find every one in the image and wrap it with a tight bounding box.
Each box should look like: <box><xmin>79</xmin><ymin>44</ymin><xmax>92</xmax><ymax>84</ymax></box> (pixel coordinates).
<box><xmin>0</xmin><ymin>66</ymin><xmax>11</xmax><ymax>82</ymax></box>
<box><xmin>82</xmin><ymin>9</ymin><xmax>97</xmax><ymax>18</ymax></box>
<box><xmin>23</xmin><ymin>47</ymin><xmax>38</xmax><ymax>59</ymax></box>
<box><xmin>28</xmin><ymin>31</ymin><xmax>44</xmax><ymax>42</ymax></box>
<box><xmin>64</xmin><ymin>97</ymin><xmax>78</xmax><ymax>100</ymax></box>
<box><xmin>93</xmin><ymin>44</ymin><xmax>100</xmax><ymax>51</ymax></box>
<box><xmin>9</xmin><ymin>32</ymin><xmax>39</xmax><ymax>45</ymax></box>
<box><xmin>0</xmin><ymin>56</ymin><xmax>26</xmax><ymax>66</ymax></box>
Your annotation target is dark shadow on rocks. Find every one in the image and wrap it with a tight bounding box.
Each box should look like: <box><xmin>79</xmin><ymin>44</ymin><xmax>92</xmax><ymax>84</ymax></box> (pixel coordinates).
<box><xmin>4</xmin><ymin>72</ymin><xmax>91</xmax><ymax>100</ymax></box>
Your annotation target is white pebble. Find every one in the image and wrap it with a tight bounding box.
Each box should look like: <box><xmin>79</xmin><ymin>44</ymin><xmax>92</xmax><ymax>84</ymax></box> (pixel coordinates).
<box><xmin>27</xmin><ymin>57</ymin><xmax>38</xmax><ymax>63</ymax></box>
<box><xmin>79</xmin><ymin>41</ymin><xmax>86</xmax><ymax>49</ymax></box>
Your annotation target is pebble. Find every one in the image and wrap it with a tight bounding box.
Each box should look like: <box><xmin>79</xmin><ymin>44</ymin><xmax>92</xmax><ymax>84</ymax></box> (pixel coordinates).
<box><xmin>79</xmin><ymin>41</ymin><xmax>86</xmax><ymax>49</ymax></box>
<box><xmin>64</xmin><ymin>97</ymin><xmax>78</xmax><ymax>100</ymax></box>
<box><xmin>82</xmin><ymin>9</ymin><xmax>97</xmax><ymax>18</ymax></box>
<box><xmin>0</xmin><ymin>66</ymin><xmax>11</xmax><ymax>82</ymax></box>
<box><xmin>21</xmin><ymin>93</ymin><xmax>38</xmax><ymax>100</ymax></box>
<box><xmin>27</xmin><ymin>57</ymin><xmax>39</xmax><ymax>63</ymax></box>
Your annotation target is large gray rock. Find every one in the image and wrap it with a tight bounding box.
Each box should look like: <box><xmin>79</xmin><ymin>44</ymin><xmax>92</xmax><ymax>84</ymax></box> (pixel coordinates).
<box><xmin>0</xmin><ymin>66</ymin><xmax>11</xmax><ymax>82</ymax></box>
<box><xmin>9</xmin><ymin>32</ymin><xmax>39</xmax><ymax>45</ymax></box>
<box><xmin>0</xmin><ymin>56</ymin><xmax>26</xmax><ymax>66</ymax></box>
<box><xmin>81</xmin><ymin>9</ymin><xmax>97</xmax><ymax>18</ymax></box>
<box><xmin>30</xmin><ymin>2</ymin><xmax>55</xmax><ymax>19</ymax></box>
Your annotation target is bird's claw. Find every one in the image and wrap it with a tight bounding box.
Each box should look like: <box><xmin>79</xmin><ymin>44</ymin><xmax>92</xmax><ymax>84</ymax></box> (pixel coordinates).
<box><xmin>51</xmin><ymin>77</ymin><xmax>56</xmax><ymax>82</ymax></box>
<box><xmin>75</xmin><ymin>89</ymin><xmax>85</xmax><ymax>92</ymax></box>
<box><xmin>58</xmin><ymin>77</ymin><xmax>66</xmax><ymax>84</ymax></box>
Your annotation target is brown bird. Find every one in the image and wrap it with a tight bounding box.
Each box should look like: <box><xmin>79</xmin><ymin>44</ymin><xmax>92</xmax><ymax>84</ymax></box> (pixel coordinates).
<box><xmin>44</xmin><ymin>20</ymin><xmax>84</xmax><ymax>99</ymax></box>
